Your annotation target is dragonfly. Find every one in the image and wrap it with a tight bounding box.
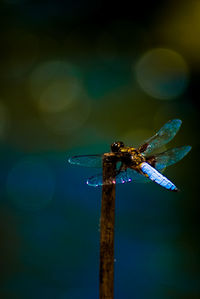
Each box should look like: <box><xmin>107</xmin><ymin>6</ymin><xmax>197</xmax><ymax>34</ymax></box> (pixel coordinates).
<box><xmin>68</xmin><ymin>119</ymin><xmax>191</xmax><ymax>192</ymax></box>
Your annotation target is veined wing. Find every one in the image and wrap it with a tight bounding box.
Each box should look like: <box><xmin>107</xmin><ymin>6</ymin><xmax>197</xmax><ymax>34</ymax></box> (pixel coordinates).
<box><xmin>68</xmin><ymin>154</ymin><xmax>103</xmax><ymax>167</ymax></box>
<box><xmin>86</xmin><ymin>168</ymin><xmax>148</xmax><ymax>187</ymax></box>
<box><xmin>138</xmin><ymin>119</ymin><xmax>182</xmax><ymax>155</ymax></box>
<box><xmin>148</xmin><ymin>145</ymin><xmax>192</xmax><ymax>172</ymax></box>
<box><xmin>86</xmin><ymin>173</ymin><xmax>109</xmax><ymax>187</ymax></box>
<box><xmin>117</xmin><ymin>168</ymin><xmax>149</xmax><ymax>184</ymax></box>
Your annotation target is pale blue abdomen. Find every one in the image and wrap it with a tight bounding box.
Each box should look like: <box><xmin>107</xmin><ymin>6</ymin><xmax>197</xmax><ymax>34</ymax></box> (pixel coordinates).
<box><xmin>140</xmin><ymin>162</ymin><xmax>178</xmax><ymax>191</ymax></box>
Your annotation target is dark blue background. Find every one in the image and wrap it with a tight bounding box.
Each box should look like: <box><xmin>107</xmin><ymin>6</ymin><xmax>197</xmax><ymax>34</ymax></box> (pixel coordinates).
<box><xmin>0</xmin><ymin>0</ymin><xmax>199</xmax><ymax>298</ymax></box>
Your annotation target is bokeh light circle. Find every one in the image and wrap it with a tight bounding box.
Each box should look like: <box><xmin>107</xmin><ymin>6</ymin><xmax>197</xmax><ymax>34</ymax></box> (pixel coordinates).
<box><xmin>29</xmin><ymin>60</ymin><xmax>90</xmax><ymax>135</ymax></box>
<box><xmin>6</xmin><ymin>157</ymin><xmax>55</xmax><ymax>210</ymax></box>
<box><xmin>38</xmin><ymin>80</ymin><xmax>78</xmax><ymax>113</ymax></box>
<box><xmin>135</xmin><ymin>48</ymin><xmax>189</xmax><ymax>100</ymax></box>
<box><xmin>29</xmin><ymin>60</ymin><xmax>81</xmax><ymax>105</ymax></box>
<box><xmin>40</xmin><ymin>97</ymin><xmax>90</xmax><ymax>135</ymax></box>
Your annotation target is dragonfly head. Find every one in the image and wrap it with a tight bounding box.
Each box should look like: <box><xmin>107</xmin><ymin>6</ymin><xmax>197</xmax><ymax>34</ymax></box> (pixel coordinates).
<box><xmin>111</xmin><ymin>141</ymin><xmax>124</xmax><ymax>153</ymax></box>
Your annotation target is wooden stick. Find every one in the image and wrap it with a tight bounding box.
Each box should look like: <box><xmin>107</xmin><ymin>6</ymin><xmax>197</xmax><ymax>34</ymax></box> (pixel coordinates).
<box><xmin>99</xmin><ymin>154</ymin><xmax>116</xmax><ymax>299</ymax></box>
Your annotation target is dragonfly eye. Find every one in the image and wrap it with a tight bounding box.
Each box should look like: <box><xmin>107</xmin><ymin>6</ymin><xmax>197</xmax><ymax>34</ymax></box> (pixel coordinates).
<box><xmin>111</xmin><ymin>141</ymin><xmax>124</xmax><ymax>152</ymax></box>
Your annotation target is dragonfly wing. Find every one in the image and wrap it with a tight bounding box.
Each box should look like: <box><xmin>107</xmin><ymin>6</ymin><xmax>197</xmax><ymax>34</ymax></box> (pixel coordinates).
<box><xmin>152</xmin><ymin>145</ymin><xmax>192</xmax><ymax>172</ymax></box>
<box><xmin>68</xmin><ymin>154</ymin><xmax>103</xmax><ymax>167</ymax></box>
<box><xmin>86</xmin><ymin>173</ymin><xmax>103</xmax><ymax>187</ymax></box>
<box><xmin>86</xmin><ymin>168</ymin><xmax>148</xmax><ymax>187</ymax></box>
<box><xmin>87</xmin><ymin>173</ymin><xmax>117</xmax><ymax>187</ymax></box>
<box><xmin>116</xmin><ymin>168</ymin><xmax>149</xmax><ymax>184</ymax></box>
<box><xmin>138</xmin><ymin>119</ymin><xmax>182</xmax><ymax>155</ymax></box>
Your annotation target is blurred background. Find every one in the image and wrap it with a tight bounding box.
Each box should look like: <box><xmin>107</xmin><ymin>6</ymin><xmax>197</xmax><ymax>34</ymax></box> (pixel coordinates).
<box><xmin>0</xmin><ymin>0</ymin><xmax>199</xmax><ymax>298</ymax></box>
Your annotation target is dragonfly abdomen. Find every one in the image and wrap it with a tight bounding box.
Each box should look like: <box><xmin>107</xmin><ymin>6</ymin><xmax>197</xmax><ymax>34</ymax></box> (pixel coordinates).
<box><xmin>140</xmin><ymin>162</ymin><xmax>178</xmax><ymax>192</ymax></box>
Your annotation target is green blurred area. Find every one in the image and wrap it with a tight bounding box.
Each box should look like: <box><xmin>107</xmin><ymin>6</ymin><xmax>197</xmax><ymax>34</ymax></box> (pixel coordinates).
<box><xmin>0</xmin><ymin>0</ymin><xmax>199</xmax><ymax>298</ymax></box>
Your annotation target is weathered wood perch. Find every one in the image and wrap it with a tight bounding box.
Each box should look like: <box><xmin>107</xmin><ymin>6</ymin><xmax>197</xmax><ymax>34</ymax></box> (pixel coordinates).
<box><xmin>99</xmin><ymin>153</ymin><xmax>116</xmax><ymax>299</ymax></box>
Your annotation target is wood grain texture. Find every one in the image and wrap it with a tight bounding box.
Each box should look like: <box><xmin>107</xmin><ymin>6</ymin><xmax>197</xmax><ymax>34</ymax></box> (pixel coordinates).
<box><xmin>99</xmin><ymin>153</ymin><xmax>116</xmax><ymax>299</ymax></box>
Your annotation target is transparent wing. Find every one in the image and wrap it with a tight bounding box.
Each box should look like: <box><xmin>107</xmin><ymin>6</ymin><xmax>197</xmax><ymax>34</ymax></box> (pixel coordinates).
<box><xmin>68</xmin><ymin>154</ymin><xmax>103</xmax><ymax>167</ymax></box>
<box><xmin>86</xmin><ymin>173</ymin><xmax>108</xmax><ymax>187</ymax></box>
<box><xmin>116</xmin><ymin>168</ymin><xmax>149</xmax><ymax>184</ymax></box>
<box><xmin>153</xmin><ymin>145</ymin><xmax>192</xmax><ymax>172</ymax></box>
<box><xmin>86</xmin><ymin>168</ymin><xmax>148</xmax><ymax>187</ymax></box>
<box><xmin>138</xmin><ymin>119</ymin><xmax>182</xmax><ymax>155</ymax></box>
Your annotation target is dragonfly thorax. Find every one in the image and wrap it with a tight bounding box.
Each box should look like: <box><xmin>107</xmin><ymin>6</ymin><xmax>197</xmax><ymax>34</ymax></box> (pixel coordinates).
<box><xmin>118</xmin><ymin>147</ymin><xmax>146</xmax><ymax>167</ymax></box>
<box><xmin>129</xmin><ymin>151</ymin><xmax>145</xmax><ymax>166</ymax></box>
